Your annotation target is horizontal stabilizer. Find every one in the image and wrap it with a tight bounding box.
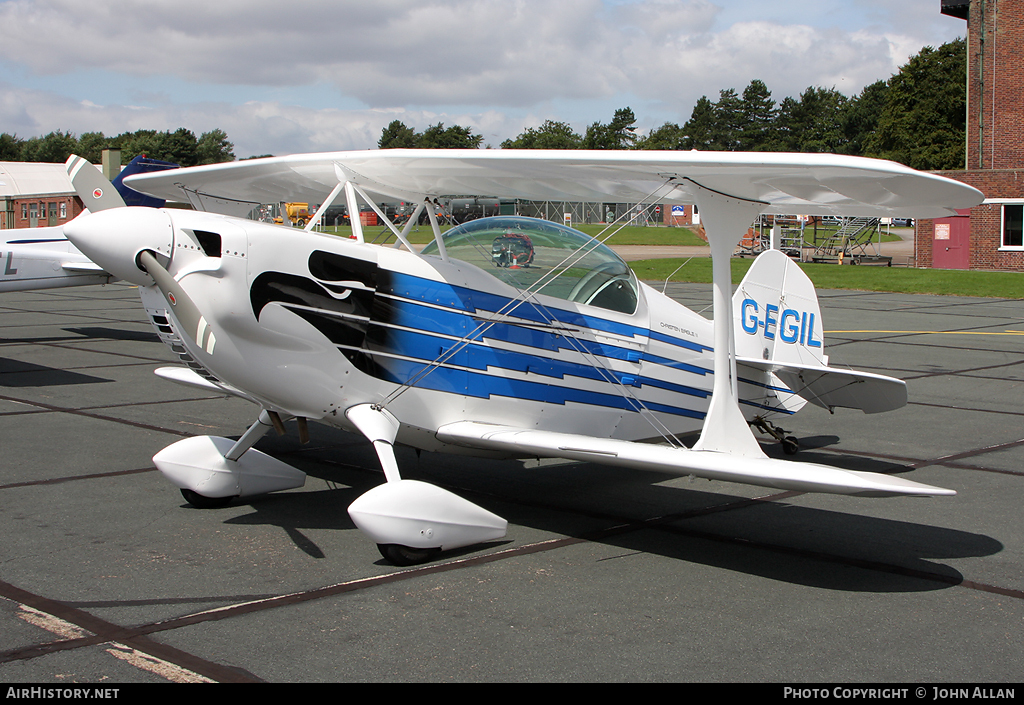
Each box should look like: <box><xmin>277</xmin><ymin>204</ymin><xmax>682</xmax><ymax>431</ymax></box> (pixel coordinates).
<box><xmin>436</xmin><ymin>421</ymin><xmax>953</xmax><ymax>498</ymax></box>
<box><xmin>738</xmin><ymin>358</ymin><xmax>907</xmax><ymax>414</ymax></box>
<box><xmin>60</xmin><ymin>262</ymin><xmax>107</xmax><ymax>273</ymax></box>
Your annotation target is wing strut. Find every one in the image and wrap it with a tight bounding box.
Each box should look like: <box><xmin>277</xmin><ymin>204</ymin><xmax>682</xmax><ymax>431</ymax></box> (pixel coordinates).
<box><xmin>317</xmin><ymin>164</ymin><xmax>420</xmax><ymax>253</ymax></box>
<box><xmin>349</xmin><ymin>181</ymin><xmax>419</xmax><ymax>252</ymax></box>
<box><xmin>397</xmin><ymin>201</ymin><xmax>427</xmax><ymax>251</ymax></box>
<box><xmin>687</xmin><ymin>180</ymin><xmax>768</xmax><ymax>458</ymax></box>
<box><xmin>304</xmin><ymin>178</ymin><xmax>347</xmax><ymax>233</ymax></box>
<box><xmin>425</xmin><ymin>199</ymin><xmax>448</xmax><ymax>260</ymax></box>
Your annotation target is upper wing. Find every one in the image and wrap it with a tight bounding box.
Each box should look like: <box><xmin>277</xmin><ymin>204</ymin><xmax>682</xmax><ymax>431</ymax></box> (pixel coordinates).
<box><xmin>435</xmin><ymin>421</ymin><xmax>952</xmax><ymax>498</ymax></box>
<box><xmin>123</xmin><ymin>149</ymin><xmax>984</xmax><ymax>219</ymax></box>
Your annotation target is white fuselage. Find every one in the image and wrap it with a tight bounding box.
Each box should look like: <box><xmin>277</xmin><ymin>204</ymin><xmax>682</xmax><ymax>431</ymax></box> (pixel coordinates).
<box><xmin>124</xmin><ymin>209</ymin><xmax>790</xmax><ymax>454</ymax></box>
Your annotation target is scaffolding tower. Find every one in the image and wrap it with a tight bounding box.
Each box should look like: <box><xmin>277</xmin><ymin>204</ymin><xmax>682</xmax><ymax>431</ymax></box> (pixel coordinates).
<box><xmin>809</xmin><ymin>217</ymin><xmax>891</xmax><ymax>265</ymax></box>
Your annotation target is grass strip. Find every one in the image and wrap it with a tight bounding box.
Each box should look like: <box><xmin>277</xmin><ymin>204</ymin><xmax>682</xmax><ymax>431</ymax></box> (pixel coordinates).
<box><xmin>630</xmin><ymin>257</ymin><xmax>1024</xmax><ymax>299</ymax></box>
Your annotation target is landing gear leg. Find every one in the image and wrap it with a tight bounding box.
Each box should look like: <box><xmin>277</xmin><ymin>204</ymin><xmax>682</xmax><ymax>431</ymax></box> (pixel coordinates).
<box><xmin>751</xmin><ymin>417</ymin><xmax>800</xmax><ymax>455</ymax></box>
<box><xmin>345</xmin><ymin>404</ymin><xmax>507</xmax><ymax>566</ymax></box>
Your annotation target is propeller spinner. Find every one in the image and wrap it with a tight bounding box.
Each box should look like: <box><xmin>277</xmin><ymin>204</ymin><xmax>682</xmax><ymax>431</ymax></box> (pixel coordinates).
<box><xmin>63</xmin><ymin>207</ymin><xmax>173</xmax><ymax>287</ymax></box>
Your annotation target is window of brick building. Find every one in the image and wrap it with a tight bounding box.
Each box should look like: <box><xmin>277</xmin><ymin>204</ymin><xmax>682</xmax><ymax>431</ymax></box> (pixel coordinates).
<box><xmin>1002</xmin><ymin>204</ymin><xmax>1024</xmax><ymax>249</ymax></box>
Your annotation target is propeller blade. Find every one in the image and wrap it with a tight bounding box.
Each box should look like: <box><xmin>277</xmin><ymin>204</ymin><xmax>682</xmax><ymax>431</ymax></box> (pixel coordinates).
<box><xmin>66</xmin><ymin>155</ymin><xmax>127</xmax><ymax>212</ymax></box>
<box><xmin>138</xmin><ymin>250</ymin><xmax>217</xmax><ymax>356</ymax></box>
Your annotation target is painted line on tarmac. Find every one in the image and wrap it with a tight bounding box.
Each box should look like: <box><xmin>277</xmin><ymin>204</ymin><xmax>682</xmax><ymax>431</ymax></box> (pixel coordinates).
<box><xmin>0</xmin><ymin>580</ymin><xmax>261</xmax><ymax>683</ymax></box>
<box><xmin>14</xmin><ymin>605</ymin><xmax>214</xmax><ymax>683</ymax></box>
<box><xmin>831</xmin><ymin>329</ymin><xmax>1024</xmax><ymax>335</ymax></box>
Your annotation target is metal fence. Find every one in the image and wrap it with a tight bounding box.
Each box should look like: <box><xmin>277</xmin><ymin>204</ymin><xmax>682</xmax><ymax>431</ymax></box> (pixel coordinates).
<box><xmin>513</xmin><ymin>200</ymin><xmax>661</xmax><ymax>226</ymax></box>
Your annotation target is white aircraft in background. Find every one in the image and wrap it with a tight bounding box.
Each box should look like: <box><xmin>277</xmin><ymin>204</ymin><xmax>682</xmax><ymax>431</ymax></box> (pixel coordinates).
<box><xmin>62</xmin><ymin>150</ymin><xmax>983</xmax><ymax>566</ymax></box>
<box><xmin>0</xmin><ymin>225</ymin><xmax>111</xmax><ymax>292</ymax></box>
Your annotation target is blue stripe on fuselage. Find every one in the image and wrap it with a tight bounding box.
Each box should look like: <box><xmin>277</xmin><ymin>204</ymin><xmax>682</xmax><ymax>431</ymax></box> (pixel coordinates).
<box><xmin>362</xmin><ymin>322</ymin><xmax>711</xmax><ymax>400</ymax></box>
<box><xmin>312</xmin><ymin>267</ymin><xmax>719</xmax><ymax>419</ymax></box>
<box><xmin>384</xmin><ymin>271</ymin><xmax>710</xmax><ymax>355</ymax></box>
<box><xmin>353</xmin><ymin>351</ymin><xmax>706</xmax><ymax>420</ymax></box>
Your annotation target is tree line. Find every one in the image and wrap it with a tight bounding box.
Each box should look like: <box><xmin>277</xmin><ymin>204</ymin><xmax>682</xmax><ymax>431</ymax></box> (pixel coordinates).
<box><xmin>377</xmin><ymin>122</ymin><xmax>485</xmax><ymax>150</ymax></box>
<box><xmin>380</xmin><ymin>38</ymin><xmax>967</xmax><ymax>172</ymax></box>
<box><xmin>0</xmin><ymin>127</ymin><xmax>236</xmax><ymax>167</ymax></box>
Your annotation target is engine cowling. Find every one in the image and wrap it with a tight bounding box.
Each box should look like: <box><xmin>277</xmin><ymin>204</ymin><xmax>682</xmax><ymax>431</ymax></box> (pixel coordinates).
<box><xmin>63</xmin><ymin>207</ymin><xmax>173</xmax><ymax>287</ymax></box>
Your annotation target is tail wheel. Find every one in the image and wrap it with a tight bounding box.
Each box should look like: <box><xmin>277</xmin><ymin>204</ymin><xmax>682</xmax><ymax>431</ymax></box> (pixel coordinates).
<box><xmin>782</xmin><ymin>437</ymin><xmax>800</xmax><ymax>455</ymax></box>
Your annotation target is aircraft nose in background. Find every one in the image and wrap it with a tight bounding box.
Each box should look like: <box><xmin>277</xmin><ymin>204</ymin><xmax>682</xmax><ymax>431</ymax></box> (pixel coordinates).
<box><xmin>63</xmin><ymin>207</ymin><xmax>174</xmax><ymax>287</ymax></box>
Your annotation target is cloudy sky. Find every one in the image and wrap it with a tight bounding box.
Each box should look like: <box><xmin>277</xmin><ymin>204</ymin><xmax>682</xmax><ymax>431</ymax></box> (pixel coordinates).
<box><xmin>0</xmin><ymin>0</ymin><xmax>966</xmax><ymax>159</ymax></box>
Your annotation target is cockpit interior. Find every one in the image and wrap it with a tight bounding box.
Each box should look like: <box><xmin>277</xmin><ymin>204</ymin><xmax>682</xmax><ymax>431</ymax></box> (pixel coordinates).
<box><xmin>421</xmin><ymin>216</ymin><xmax>639</xmax><ymax>315</ymax></box>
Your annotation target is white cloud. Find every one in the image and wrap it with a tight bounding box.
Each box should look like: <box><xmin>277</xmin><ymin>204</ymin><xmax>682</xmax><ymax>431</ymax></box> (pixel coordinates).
<box><xmin>0</xmin><ymin>0</ymin><xmax>967</xmax><ymax>154</ymax></box>
<box><xmin>0</xmin><ymin>81</ymin><xmax>527</xmax><ymax>156</ymax></box>
<box><xmin>0</xmin><ymin>0</ymin><xmax>617</xmax><ymax>103</ymax></box>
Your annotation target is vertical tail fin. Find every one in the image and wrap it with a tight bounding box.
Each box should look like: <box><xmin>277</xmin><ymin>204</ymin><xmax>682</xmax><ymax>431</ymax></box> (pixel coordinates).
<box><xmin>66</xmin><ymin>154</ymin><xmax>179</xmax><ymax>211</ymax></box>
<box><xmin>733</xmin><ymin>249</ymin><xmax>828</xmax><ymax>368</ymax></box>
<box><xmin>112</xmin><ymin>156</ymin><xmax>179</xmax><ymax>208</ymax></box>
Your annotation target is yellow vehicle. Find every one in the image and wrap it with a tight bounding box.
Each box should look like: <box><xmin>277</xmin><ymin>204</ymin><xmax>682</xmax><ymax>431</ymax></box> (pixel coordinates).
<box><xmin>273</xmin><ymin>203</ymin><xmax>312</xmax><ymax>227</ymax></box>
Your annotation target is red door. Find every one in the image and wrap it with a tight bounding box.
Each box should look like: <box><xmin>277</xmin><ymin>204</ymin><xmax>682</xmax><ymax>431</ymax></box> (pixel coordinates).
<box><xmin>932</xmin><ymin>210</ymin><xmax>971</xmax><ymax>270</ymax></box>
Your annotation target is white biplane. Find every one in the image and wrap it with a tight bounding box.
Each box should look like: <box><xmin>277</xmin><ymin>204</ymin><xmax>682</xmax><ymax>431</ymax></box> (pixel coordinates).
<box><xmin>62</xmin><ymin>150</ymin><xmax>983</xmax><ymax>565</ymax></box>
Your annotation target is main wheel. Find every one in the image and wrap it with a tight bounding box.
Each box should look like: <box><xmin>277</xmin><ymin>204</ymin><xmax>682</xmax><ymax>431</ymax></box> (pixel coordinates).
<box><xmin>180</xmin><ymin>488</ymin><xmax>234</xmax><ymax>509</ymax></box>
<box><xmin>377</xmin><ymin>544</ymin><xmax>440</xmax><ymax>566</ymax></box>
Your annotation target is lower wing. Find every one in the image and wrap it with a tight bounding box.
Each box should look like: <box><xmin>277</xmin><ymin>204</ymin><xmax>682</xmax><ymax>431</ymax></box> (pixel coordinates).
<box><xmin>435</xmin><ymin>421</ymin><xmax>951</xmax><ymax>498</ymax></box>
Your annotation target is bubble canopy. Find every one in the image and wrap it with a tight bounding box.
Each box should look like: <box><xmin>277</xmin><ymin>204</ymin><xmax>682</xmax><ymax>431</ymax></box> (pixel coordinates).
<box><xmin>421</xmin><ymin>216</ymin><xmax>639</xmax><ymax>315</ymax></box>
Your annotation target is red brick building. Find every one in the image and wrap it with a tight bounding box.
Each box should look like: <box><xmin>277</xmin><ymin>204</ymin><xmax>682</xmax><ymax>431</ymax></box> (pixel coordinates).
<box><xmin>0</xmin><ymin>162</ymin><xmax>85</xmax><ymax>230</ymax></box>
<box><xmin>917</xmin><ymin>0</ymin><xmax>1024</xmax><ymax>270</ymax></box>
